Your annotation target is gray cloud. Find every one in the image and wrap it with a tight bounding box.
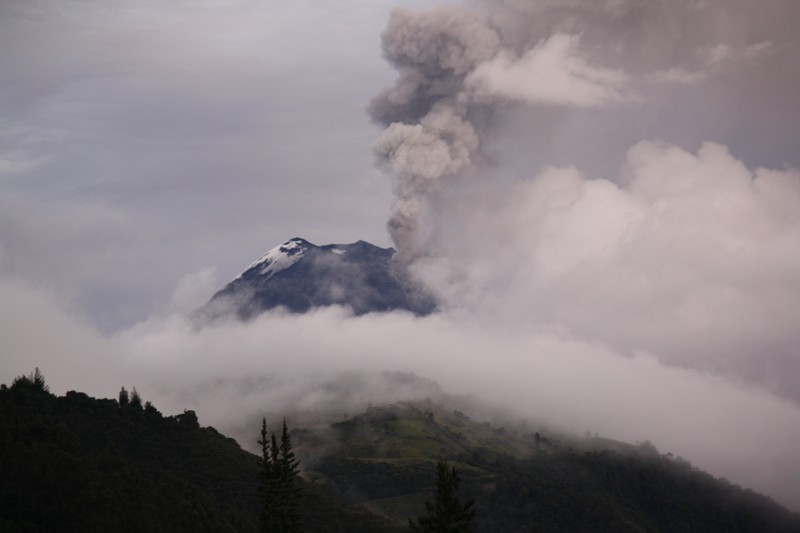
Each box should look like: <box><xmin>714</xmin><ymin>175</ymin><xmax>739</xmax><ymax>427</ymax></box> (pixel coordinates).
<box><xmin>365</xmin><ymin>1</ymin><xmax>800</xmax><ymax>408</ymax></box>
<box><xmin>370</xmin><ymin>0</ymin><xmax>800</xmax><ymax>259</ymax></box>
<box><xmin>370</xmin><ymin>4</ymin><xmax>635</xmax><ymax>258</ymax></box>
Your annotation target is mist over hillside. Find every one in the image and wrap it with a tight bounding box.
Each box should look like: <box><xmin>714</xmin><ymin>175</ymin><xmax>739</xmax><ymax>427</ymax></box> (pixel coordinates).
<box><xmin>4</xmin><ymin>375</ymin><xmax>800</xmax><ymax>532</ymax></box>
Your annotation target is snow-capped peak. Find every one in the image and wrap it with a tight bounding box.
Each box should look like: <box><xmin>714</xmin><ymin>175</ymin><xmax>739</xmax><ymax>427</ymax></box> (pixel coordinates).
<box><xmin>199</xmin><ymin>237</ymin><xmax>437</xmax><ymax>321</ymax></box>
<box><xmin>237</xmin><ymin>238</ymin><xmax>310</xmax><ymax>280</ymax></box>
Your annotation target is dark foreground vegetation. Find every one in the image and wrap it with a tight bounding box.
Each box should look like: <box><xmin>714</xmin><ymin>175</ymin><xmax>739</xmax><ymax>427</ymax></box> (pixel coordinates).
<box><xmin>0</xmin><ymin>371</ymin><xmax>395</xmax><ymax>533</ymax></box>
<box><xmin>2</xmin><ymin>370</ymin><xmax>799</xmax><ymax>532</ymax></box>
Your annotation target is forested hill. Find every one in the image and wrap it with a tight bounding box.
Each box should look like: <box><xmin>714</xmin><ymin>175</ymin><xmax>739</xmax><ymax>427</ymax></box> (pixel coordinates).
<box><xmin>296</xmin><ymin>402</ymin><xmax>800</xmax><ymax>532</ymax></box>
<box><xmin>2</xmin><ymin>372</ymin><xmax>800</xmax><ymax>532</ymax></box>
<box><xmin>0</xmin><ymin>373</ymin><xmax>399</xmax><ymax>533</ymax></box>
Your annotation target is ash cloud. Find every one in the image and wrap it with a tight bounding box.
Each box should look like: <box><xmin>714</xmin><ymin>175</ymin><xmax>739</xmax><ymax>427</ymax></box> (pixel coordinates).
<box><xmin>358</xmin><ymin>0</ymin><xmax>800</xmax><ymax>507</ymax></box>
<box><xmin>369</xmin><ymin>0</ymin><xmax>800</xmax><ymax>404</ymax></box>
<box><xmin>369</xmin><ymin>4</ymin><xmax>633</xmax><ymax>259</ymax></box>
<box><xmin>371</xmin><ymin>0</ymin><xmax>800</xmax><ymax>259</ymax></box>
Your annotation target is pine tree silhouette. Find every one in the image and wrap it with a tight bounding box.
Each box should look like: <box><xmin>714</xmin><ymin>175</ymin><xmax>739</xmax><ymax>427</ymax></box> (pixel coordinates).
<box><xmin>410</xmin><ymin>460</ymin><xmax>475</xmax><ymax>532</ymax></box>
<box><xmin>258</xmin><ymin>417</ymin><xmax>302</xmax><ymax>532</ymax></box>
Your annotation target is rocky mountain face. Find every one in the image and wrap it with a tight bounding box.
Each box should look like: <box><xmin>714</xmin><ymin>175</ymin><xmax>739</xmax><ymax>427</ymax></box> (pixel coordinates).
<box><xmin>198</xmin><ymin>237</ymin><xmax>436</xmax><ymax>321</ymax></box>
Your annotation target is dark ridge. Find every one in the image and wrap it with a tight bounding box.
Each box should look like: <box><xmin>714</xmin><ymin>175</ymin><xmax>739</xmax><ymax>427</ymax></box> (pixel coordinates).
<box><xmin>3</xmin><ymin>374</ymin><xmax>799</xmax><ymax>533</ymax></box>
<box><xmin>0</xmin><ymin>375</ymin><xmax>403</xmax><ymax>532</ymax></box>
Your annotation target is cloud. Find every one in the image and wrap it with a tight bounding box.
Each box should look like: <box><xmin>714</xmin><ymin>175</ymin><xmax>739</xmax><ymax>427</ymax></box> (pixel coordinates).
<box><xmin>744</xmin><ymin>41</ymin><xmax>772</xmax><ymax>59</ymax></box>
<box><xmin>466</xmin><ymin>34</ymin><xmax>631</xmax><ymax>106</ymax></box>
<box><xmin>364</xmin><ymin>2</ymin><xmax>800</xmax><ymax>428</ymax></box>
<box><xmin>370</xmin><ymin>5</ymin><xmax>632</xmax><ymax>259</ymax></box>
<box><xmin>647</xmin><ymin>67</ymin><xmax>706</xmax><ymax>85</ymax></box>
<box><xmin>705</xmin><ymin>43</ymin><xmax>733</xmax><ymax>65</ymax></box>
<box><xmin>0</xmin><ymin>281</ymin><xmax>116</xmax><ymax>397</ymax></box>
<box><xmin>0</xmin><ymin>150</ymin><xmax>47</xmax><ymax>176</ymax></box>
<box><xmin>1</xmin><ymin>280</ymin><xmax>800</xmax><ymax>510</ymax></box>
<box><xmin>411</xmin><ymin>141</ymin><xmax>800</xmax><ymax>404</ymax></box>
<box><xmin>167</xmin><ymin>268</ymin><xmax>219</xmax><ymax>314</ymax></box>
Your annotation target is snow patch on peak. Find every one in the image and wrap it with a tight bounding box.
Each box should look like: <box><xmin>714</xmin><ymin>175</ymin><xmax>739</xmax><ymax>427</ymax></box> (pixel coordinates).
<box><xmin>331</xmin><ymin>248</ymin><xmax>346</xmax><ymax>255</ymax></box>
<box><xmin>280</xmin><ymin>238</ymin><xmax>307</xmax><ymax>253</ymax></box>
<box><xmin>236</xmin><ymin>238</ymin><xmax>311</xmax><ymax>280</ymax></box>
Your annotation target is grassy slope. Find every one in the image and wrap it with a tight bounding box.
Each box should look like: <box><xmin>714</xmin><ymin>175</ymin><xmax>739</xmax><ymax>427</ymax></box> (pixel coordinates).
<box><xmin>296</xmin><ymin>400</ymin><xmax>800</xmax><ymax>533</ymax></box>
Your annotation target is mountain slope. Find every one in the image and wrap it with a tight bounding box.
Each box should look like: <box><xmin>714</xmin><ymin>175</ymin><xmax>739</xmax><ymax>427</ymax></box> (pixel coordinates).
<box><xmin>295</xmin><ymin>401</ymin><xmax>800</xmax><ymax>533</ymax></box>
<box><xmin>0</xmin><ymin>375</ymin><xmax>402</xmax><ymax>533</ymax></box>
<box><xmin>4</xmin><ymin>374</ymin><xmax>798</xmax><ymax>533</ymax></box>
<box><xmin>199</xmin><ymin>237</ymin><xmax>436</xmax><ymax>321</ymax></box>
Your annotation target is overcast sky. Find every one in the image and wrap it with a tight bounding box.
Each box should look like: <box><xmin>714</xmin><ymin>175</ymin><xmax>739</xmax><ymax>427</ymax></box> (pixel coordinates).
<box><xmin>0</xmin><ymin>0</ymin><xmax>439</xmax><ymax>329</ymax></box>
<box><xmin>2</xmin><ymin>0</ymin><xmax>800</xmax><ymax>512</ymax></box>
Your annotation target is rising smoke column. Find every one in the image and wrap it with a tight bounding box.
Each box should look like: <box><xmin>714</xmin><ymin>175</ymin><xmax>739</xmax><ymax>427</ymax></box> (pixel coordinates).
<box><xmin>369</xmin><ymin>5</ymin><xmax>629</xmax><ymax>260</ymax></box>
<box><xmin>369</xmin><ymin>7</ymin><xmax>500</xmax><ymax>260</ymax></box>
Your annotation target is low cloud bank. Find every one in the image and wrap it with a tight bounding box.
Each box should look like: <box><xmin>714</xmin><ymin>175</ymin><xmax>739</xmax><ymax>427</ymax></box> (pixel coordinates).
<box><xmin>413</xmin><ymin>140</ymin><xmax>800</xmax><ymax>404</ymax></box>
<box><xmin>2</xmin><ymin>279</ymin><xmax>799</xmax><ymax>510</ymax></box>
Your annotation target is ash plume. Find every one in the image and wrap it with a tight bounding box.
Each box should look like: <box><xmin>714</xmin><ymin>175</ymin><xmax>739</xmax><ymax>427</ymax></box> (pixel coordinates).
<box><xmin>369</xmin><ymin>6</ymin><xmax>499</xmax><ymax>260</ymax></box>
<box><xmin>369</xmin><ymin>4</ymin><xmax>629</xmax><ymax>259</ymax></box>
<box><xmin>371</xmin><ymin>0</ymin><xmax>800</xmax><ymax>260</ymax></box>
<box><xmin>368</xmin><ymin>0</ymin><xmax>800</xmax><ymax>426</ymax></box>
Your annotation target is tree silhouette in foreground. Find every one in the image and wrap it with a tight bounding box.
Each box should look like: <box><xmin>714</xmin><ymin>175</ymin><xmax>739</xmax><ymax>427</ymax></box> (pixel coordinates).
<box><xmin>410</xmin><ymin>459</ymin><xmax>475</xmax><ymax>532</ymax></box>
<box><xmin>11</xmin><ymin>367</ymin><xmax>49</xmax><ymax>393</ymax></box>
<box><xmin>259</xmin><ymin>418</ymin><xmax>302</xmax><ymax>532</ymax></box>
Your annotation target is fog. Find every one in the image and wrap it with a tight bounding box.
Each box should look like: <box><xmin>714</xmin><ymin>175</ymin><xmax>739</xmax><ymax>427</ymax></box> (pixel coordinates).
<box><xmin>2</xmin><ymin>278</ymin><xmax>800</xmax><ymax>510</ymax></box>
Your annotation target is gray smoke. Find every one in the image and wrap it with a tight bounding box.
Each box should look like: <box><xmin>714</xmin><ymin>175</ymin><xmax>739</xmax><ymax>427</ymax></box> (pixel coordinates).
<box><xmin>369</xmin><ymin>0</ymin><xmax>800</xmax><ymax>411</ymax></box>
<box><xmin>370</xmin><ymin>4</ymin><xmax>633</xmax><ymax>258</ymax></box>
<box><xmin>369</xmin><ymin>6</ymin><xmax>498</xmax><ymax>258</ymax></box>
<box><xmin>371</xmin><ymin>0</ymin><xmax>800</xmax><ymax>259</ymax></box>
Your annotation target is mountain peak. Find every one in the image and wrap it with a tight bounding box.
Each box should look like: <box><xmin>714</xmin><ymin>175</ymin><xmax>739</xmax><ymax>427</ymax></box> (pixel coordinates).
<box><xmin>199</xmin><ymin>237</ymin><xmax>434</xmax><ymax>321</ymax></box>
<box><xmin>238</xmin><ymin>237</ymin><xmax>315</xmax><ymax>281</ymax></box>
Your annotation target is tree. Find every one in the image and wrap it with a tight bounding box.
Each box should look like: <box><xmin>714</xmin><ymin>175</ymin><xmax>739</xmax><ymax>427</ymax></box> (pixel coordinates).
<box><xmin>410</xmin><ymin>460</ymin><xmax>475</xmax><ymax>532</ymax></box>
<box><xmin>130</xmin><ymin>387</ymin><xmax>143</xmax><ymax>410</ymax></box>
<box><xmin>11</xmin><ymin>368</ymin><xmax>49</xmax><ymax>393</ymax></box>
<box><xmin>259</xmin><ymin>418</ymin><xmax>278</xmax><ymax>531</ymax></box>
<box><xmin>118</xmin><ymin>386</ymin><xmax>129</xmax><ymax>406</ymax></box>
<box><xmin>31</xmin><ymin>368</ymin><xmax>49</xmax><ymax>392</ymax></box>
<box><xmin>258</xmin><ymin>418</ymin><xmax>302</xmax><ymax>533</ymax></box>
<box><xmin>276</xmin><ymin>419</ymin><xmax>302</xmax><ymax>531</ymax></box>
<box><xmin>175</xmin><ymin>409</ymin><xmax>199</xmax><ymax>428</ymax></box>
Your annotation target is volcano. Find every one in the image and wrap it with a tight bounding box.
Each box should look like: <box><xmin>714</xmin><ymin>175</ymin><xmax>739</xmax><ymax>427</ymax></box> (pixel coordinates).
<box><xmin>198</xmin><ymin>237</ymin><xmax>437</xmax><ymax>321</ymax></box>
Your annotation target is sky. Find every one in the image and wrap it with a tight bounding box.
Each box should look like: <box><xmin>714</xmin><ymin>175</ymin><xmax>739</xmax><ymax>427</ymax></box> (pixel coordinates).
<box><xmin>2</xmin><ymin>0</ymin><xmax>800</xmax><ymax>512</ymax></box>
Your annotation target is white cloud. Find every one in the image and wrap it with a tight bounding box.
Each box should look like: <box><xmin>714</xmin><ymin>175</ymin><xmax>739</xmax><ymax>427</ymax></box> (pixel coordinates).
<box><xmin>167</xmin><ymin>268</ymin><xmax>218</xmax><ymax>314</ymax></box>
<box><xmin>0</xmin><ymin>151</ymin><xmax>46</xmax><ymax>176</ymax></box>
<box><xmin>745</xmin><ymin>41</ymin><xmax>772</xmax><ymax>59</ymax></box>
<box><xmin>467</xmin><ymin>34</ymin><xmax>631</xmax><ymax>107</ymax></box>
<box><xmin>414</xmin><ymin>141</ymin><xmax>800</xmax><ymax>402</ymax></box>
<box><xmin>705</xmin><ymin>43</ymin><xmax>733</xmax><ymax>65</ymax></box>
<box><xmin>647</xmin><ymin>67</ymin><xmax>706</xmax><ymax>85</ymax></box>
<box><xmin>1</xmin><ymin>281</ymin><xmax>800</xmax><ymax>509</ymax></box>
